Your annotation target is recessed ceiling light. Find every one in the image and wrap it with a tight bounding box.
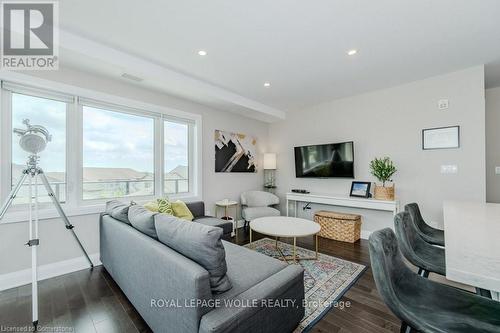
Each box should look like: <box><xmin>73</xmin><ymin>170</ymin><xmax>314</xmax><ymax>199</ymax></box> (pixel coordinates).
<box><xmin>264</xmin><ymin>82</ymin><xmax>271</xmax><ymax>87</ymax></box>
<box><xmin>198</xmin><ymin>50</ymin><xmax>207</xmax><ymax>56</ymax></box>
<box><xmin>347</xmin><ymin>49</ymin><xmax>358</xmax><ymax>56</ymax></box>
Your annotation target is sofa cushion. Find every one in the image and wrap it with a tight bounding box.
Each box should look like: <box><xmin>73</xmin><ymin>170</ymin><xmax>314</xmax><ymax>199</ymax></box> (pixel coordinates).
<box><xmin>128</xmin><ymin>204</ymin><xmax>159</xmax><ymax>239</ymax></box>
<box><xmin>157</xmin><ymin>198</ymin><xmax>173</xmax><ymax>215</ymax></box>
<box><xmin>106</xmin><ymin>200</ymin><xmax>131</xmax><ymax>224</ymax></box>
<box><xmin>241</xmin><ymin>206</ymin><xmax>280</xmax><ymax>221</ymax></box>
<box><xmin>195</xmin><ymin>217</ymin><xmax>233</xmax><ymax>234</ymax></box>
<box><xmin>200</xmin><ymin>263</ymin><xmax>304</xmax><ymax>333</ymax></box>
<box><xmin>214</xmin><ymin>241</ymin><xmax>287</xmax><ymax>300</ymax></box>
<box><xmin>155</xmin><ymin>214</ymin><xmax>232</xmax><ymax>294</ymax></box>
<box><xmin>171</xmin><ymin>200</ymin><xmax>194</xmax><ymax>221</ymax></box>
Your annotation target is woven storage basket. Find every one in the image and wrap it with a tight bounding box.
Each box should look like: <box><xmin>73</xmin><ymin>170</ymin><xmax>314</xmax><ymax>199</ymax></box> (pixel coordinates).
<box><xmin>314</xmin><ymin>210</ymin><xmax>361</xmax><ymax>243</ymax></box>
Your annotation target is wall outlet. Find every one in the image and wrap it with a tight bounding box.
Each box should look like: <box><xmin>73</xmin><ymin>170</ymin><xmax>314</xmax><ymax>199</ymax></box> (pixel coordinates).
<box><xmin>441</xmin><ymin>165</ymin><xmax>458</xmax><ymax>174</ymax></box>
<box><xmin>495</xmin><ymin>167</ymin><xmax>500</xmax><ymax>175</ymax></box>
<box><xmin>438</xmin><ymin>99</ymin><xmax>449</xmax><ymax>110</ymax></box>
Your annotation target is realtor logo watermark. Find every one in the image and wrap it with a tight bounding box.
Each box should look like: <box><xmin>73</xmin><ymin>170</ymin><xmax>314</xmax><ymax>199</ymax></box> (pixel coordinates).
<box><xmin>1</xmin><ymin>1</ymin><xmax>59</xmax><ymax>70</ymax></box>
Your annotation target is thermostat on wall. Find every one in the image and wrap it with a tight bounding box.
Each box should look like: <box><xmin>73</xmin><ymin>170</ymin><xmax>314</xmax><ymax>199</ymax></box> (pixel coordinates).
<box><xmin>438</xmin><ymin>99</ymin><xmax>449</xmax><ymax>110</ymax></box>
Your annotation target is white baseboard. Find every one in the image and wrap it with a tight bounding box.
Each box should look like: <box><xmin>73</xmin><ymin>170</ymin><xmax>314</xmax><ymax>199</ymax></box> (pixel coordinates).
<box><xmin>0</xmin><ymin>253</ymin><xmax>101</xmax><ymax>292</ymax></box>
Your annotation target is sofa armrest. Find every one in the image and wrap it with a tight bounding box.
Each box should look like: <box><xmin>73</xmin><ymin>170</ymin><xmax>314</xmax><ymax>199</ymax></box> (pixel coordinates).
<box><xmin>186</xmin><ymin>201</ymin><xmax>205</xmax><ymax>218</ymax></box>
<box><xmin>199</xmin><ymin>265</ymin><xmax>305</xmax><ymax>333</ymax></box>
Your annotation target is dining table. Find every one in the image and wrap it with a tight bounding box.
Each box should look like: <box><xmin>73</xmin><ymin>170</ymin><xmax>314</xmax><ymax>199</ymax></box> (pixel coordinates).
<box><xmin>443</xmin><ymin>201</ymin><xmax>500</xmax><ymax>301</ymax></box>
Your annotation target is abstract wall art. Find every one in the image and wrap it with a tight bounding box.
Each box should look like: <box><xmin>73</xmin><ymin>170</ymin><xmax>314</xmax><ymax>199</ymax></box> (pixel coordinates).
<box><xmin>215</xmin><ymin>130</ymin><xmax>257</xmax><ymax>172</ymax></box>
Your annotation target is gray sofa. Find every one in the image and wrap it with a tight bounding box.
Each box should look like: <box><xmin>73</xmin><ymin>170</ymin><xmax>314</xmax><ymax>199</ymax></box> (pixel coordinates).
<box><xmin>100</xmin><ymin>202</ymin><xmax>305</xmax><ymax>333</ymax></box>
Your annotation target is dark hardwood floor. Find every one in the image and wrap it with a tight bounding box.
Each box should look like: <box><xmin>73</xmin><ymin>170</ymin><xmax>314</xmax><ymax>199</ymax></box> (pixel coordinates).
<box><xmin>0</xmin><ymin>229</ymin><xmax>401</xmax><ymax>332</ymax></box>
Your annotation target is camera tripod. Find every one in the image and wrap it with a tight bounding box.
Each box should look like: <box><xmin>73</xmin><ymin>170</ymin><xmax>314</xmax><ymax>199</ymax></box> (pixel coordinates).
<box><xmin>0</xmin><ymin>154</ymin><xmax>93</xmax><ymax>326</ymax></box>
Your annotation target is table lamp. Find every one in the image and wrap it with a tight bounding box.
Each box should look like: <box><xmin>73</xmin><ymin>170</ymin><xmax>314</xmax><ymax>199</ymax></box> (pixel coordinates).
<box><xmin>263</xmin><ymin>153</ymin><xmax>277</xmax><ymax>189</ymax></box>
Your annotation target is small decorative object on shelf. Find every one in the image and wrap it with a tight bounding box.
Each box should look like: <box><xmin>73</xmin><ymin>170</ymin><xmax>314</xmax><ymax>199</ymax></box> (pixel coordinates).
<box><xmin>291</xmin><ymin>189</ymin><xmax>310</xmax><ymax>194</ymax></box>
<box><xmin>370</xmin><ymin>157</ymin><xmax>397</xmax><ymax>200</ymax></box>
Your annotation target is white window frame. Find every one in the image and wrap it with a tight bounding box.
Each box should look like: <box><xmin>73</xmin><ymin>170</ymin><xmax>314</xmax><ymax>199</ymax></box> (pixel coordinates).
<box><xmin>0</xmin><ymin>73</ymin><xmax>202</xmax><ymax>224</ymax></box>
<box><xmin>163</xmin><ymin>116</ymin><xmax>194</xmax><ymax>196</ymax></box>
<box><xmin>1</xmin><ymin>84</ymin><xmax>73</xmax><ymax>210</ymax></box>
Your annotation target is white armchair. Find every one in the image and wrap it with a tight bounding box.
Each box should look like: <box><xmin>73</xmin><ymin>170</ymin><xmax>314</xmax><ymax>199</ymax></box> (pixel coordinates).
<box><xmin>241</xmin><ymin>191</ymin><xmax>280</xmax><ymax>228</ymax></box>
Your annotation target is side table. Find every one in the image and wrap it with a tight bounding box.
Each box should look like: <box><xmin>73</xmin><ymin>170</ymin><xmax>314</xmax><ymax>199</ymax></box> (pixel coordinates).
<box><xmin>215</xmin><ymin>199</ymin><xmax>239</xmax><ymax>242</ymax></box>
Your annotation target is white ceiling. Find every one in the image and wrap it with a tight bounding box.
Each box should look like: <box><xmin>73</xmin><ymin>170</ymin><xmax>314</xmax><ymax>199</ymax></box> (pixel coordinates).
<box><xmin>58</xmin><ymin>0</ymin><xmax>500</xmax><ymax>121</ymax></box>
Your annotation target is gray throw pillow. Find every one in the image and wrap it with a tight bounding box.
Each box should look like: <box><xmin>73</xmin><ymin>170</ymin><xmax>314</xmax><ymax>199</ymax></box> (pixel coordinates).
<box><xmin>106</xmin><ymin>200</ymin><xmax>131</xmax><ymax>224</ymax></box>
<box><xmin>128</xmin><ymin>204</ymin><xmax>159</xmax><ymax>239</ymax></box>
<box><xmin>154</xmin><ymin>214</ymin><xmax>232</xmax><ymax>294</ymax></box>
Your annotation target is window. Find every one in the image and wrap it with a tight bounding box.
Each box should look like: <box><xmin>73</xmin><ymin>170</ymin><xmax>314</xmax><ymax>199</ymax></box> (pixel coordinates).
<box><xmin>164</xmin><ymin>120</ymin><xmax>189</xmax><ymax>194</ymax></box>
<box><xmin>11</xmin><ymin>92</ymin><xmax>67</xmax><ymax>204</ymax></box>
<box><xmin>82</xmin><ymin>105</ymin><xmax>155</xmax><ymax>200</ymax></box>
<box><xmin>0</xmin><ymin>80</ymin><xmax>200</xmax><ymax>218</ymax></box>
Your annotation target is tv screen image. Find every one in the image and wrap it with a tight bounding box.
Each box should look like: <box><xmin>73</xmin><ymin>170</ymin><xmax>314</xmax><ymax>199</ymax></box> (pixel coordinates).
<box><xmin>294</xmin><ymin>141</ymin><xmax>354</xmax><ymax>178</ymax></box>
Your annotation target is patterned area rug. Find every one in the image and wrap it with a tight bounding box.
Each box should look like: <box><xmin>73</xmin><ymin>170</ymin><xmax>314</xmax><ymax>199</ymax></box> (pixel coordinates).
<box><xmin>245</xmin><ymin>238</ymin><xmax>366</xmax><ymax>332</ymax></box>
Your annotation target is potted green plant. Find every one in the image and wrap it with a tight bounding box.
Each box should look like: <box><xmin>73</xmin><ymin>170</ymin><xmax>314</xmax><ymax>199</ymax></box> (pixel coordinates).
<box><xmin>369</xmin><ymin>157</ymin><xmax>397</xmax><ymax>200</ymax></box>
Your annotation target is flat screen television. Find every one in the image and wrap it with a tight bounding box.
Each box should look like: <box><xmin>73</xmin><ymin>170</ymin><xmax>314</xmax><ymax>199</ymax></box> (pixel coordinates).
<box><xmin>294</xmin><ymin>141</ymin><xmax>354</xmax><ymax>178</ymax></box>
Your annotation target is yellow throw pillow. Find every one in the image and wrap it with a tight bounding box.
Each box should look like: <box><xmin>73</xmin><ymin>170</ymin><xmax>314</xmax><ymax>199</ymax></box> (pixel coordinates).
<box><xmin>143</xmin><ymin>201</ymin><xmax>159</xmax><ymax>212</ymax></box>
<box><xmin>171</xmin><ymin>200</ymin><xmax>194</xmax><ymax>221</ymax></box>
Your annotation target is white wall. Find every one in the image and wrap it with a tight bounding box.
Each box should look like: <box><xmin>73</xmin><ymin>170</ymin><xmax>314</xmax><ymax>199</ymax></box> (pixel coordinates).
<box><xmin>486</xmin><ymin>86</ymin><xmax>500</xmax><ymax>203</ymax></box>
<box><xmin>269</xmin><ymin>66</ymin><xmax>486</xmax><ymax>234</ymax></box>
<box><xmin>0</xmin><ymin>67</ymin><xmax>269</xmax><ymax>276</ymax></box>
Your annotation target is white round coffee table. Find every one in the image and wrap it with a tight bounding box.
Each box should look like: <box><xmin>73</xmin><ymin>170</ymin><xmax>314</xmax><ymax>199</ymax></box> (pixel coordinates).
<box><xmin>249</xmin><ymin>216</ymin><xmax>321</xmax><ymax>263</ymax></box>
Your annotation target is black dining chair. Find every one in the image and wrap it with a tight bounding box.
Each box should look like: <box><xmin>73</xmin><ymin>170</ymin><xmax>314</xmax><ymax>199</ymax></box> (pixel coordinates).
<box><xmin>394</xmin><ymin>211</ymin><xmax>445</xmax><ymax>278</ymax></box>
<box><xmin>404</xmin><ymin>205</ymin><xmax>492</xmax><ymax>298</ymax></box>
<box><xmin>369</xmin><ymin>228</ymin><xmax>500</xmax><ymax>333</ymax></box>
<box><xmin>405</xmin><ymin>203</ymin><xmax>444</xmax><ymax>246</ymax></box>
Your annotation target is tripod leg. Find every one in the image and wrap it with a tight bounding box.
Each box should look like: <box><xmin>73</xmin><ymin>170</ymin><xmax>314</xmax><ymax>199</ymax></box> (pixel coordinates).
<box><xmin>30</xmin><ymin>175</ymin><xmax>38</xmax><ymax>326</ymax></box>
<box><xmin>38</xmin><ymin>170</ymin><xmax>94</xmax><ymax>268</ymax></box>
<box><xmin>0</xmin><ymin>171</ymin><xmax>29</xmax><ymax>220</ymax></box>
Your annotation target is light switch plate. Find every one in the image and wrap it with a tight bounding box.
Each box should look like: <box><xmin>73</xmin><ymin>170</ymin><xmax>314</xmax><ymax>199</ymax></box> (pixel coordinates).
<box><xmin>495</xmin><ymin>167</ymin><xmax>500</xmax><ymax>175</ymax></box>
<box><xmin>441</xmin><ymin>165</ymin><xmax>458</xmax><ymax>174</ymax></box>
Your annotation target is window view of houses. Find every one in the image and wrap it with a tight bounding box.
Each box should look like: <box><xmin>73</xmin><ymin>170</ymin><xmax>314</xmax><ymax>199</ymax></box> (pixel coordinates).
<box><xmin>12</xmin><ymin>164</ymin><xmax>188</xmax><ymax>204</ymax></box>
